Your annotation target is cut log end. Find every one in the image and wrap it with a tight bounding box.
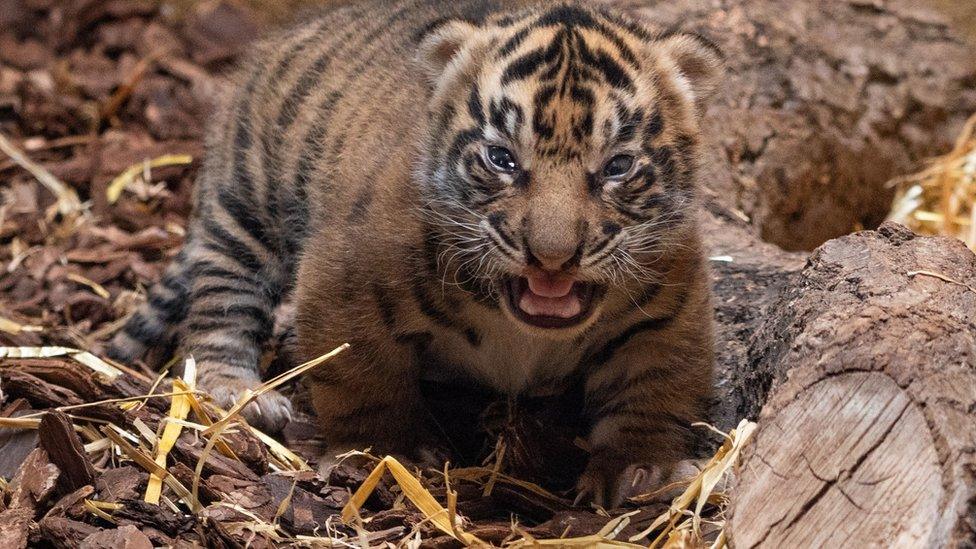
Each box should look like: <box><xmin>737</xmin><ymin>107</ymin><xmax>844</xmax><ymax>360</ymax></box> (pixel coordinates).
<box><xmin>731</xmin><ymin>372</ymin><xmax>944</xmax><ymax>547</ymax></box>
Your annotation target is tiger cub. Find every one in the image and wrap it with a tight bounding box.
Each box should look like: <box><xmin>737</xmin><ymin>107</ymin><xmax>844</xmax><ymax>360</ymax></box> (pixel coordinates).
<box><xmin>110</xmin><ymin>0</ymin><xmax>720</xmax><ymax>506</ymax></box>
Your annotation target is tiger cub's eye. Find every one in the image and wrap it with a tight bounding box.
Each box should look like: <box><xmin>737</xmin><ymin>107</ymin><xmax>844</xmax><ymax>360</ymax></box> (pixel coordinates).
<box><xmin>486</xmin><ymin>146</ymin><xmax>519</xmax><ymax>173</ymax></box>
<box><xmin>602</xmin><ymin>155</ymin><xmax>634</xmax><ymax>179</ymax></box>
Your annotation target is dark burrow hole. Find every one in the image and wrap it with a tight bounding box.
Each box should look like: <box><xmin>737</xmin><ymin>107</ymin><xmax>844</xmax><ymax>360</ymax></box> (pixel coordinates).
<box><xmin>730</xmin><ymin>138</ymin><xmax>907</xmax><ymax>252</ymax></box>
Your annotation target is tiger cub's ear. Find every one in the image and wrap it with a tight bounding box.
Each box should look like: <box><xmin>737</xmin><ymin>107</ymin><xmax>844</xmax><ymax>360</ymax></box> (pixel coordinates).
<box><xmin>654</xmin><ymin>32</ymin><xmax>724</xmax><ymax>108</ymax></box>
<box><xmin>417</xmin><ymin>19</ymin><xmax>481</xmax><ymax>81</ymax></box>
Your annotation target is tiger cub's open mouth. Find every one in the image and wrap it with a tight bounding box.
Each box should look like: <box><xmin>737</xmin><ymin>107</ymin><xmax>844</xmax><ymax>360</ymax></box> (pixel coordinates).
<box><xmin>502</xmin><ymin>274</ymin><xmax>603</xmax><ymax>329</ymax></box>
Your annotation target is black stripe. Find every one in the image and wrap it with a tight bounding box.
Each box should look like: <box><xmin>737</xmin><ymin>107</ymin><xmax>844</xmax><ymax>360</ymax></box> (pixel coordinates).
<box><xmin>346</xmin><ymin>187</ymin><xmax>374</xmax><ymax>223</ymax></box>
<box><xmin>536</xmin><ymin>4</ymin><xmax>597</xmax><ymax>28</ymax></box>
<box><xmin>412</xmin><ymin>282</ymin><xmax>455</xmax><ymax>328</ymax></box>
<box><xmin>497</xmin><ymin>26</ymin><xmax>531</xmax><ymax>58</ymax></box>
<box><xmin>160</xmin><ymin>269</ymin><xmax>188</xmax><ymax>293</ymax></box>
<box><xmin>294</xmin><ymin>91</ymin><xmax>343</xmax><ymax>188</ymax></box>
<box><xmin>576</xmin><ymin>39</ymin><xmax>633</xmax><ymax>90</ymax></box>
<box><xmin>651</xmin><ymin>146</ymin><xmax>675</xmax><ymax>177</ymax></box>
<box><xmin>487</xmin><ymin>96</ymin><xmax>524</xmax><ymax>138</ymax></box>
<box><xmin>342</xmin><ymin>0</ymin><xmax>429</xmax><ymax>92</ymax></box>
<box><xmin>187</xmin><ymin>263</ymin><xmax>245</xmax><ymax>281</ymax></box>
<box><xmin>147</xmin><ymin>292</ymin><xmax>188</xmax><ymax>322</ymax></box>
<box><xmin>485</xmin><ymin>230</ymin><xmax>519</xmax><ymax>262</ymax></box>
<box><xmin>200</xmin><ymin>217</ymin><xmax>263</xmax><ymax>274</ymax></box>
<box><xmin>586</xmin><ymin>237</ymin><xmax>613</xmax><ymax>259</ymax></box>
<box><xmin>393</xmin><ymin>331</ymin><xmax>434</xmax><ymax>355</ymax></box>
<box><xmin>602</xmin><ymin>221</ymin><xmax>622</xmax><ymax>236</ymax></box>
<box><xmin>455</xmin><ymin>262</ymin><xmax>500</xmax><ymax>307</ymax></box>
<box><xmin>486</xmin><ymin>211</ymin><xmax>517</xmax><ymax>249</ymax></box>
<box><xmin>611</xmin><ymin>203</ymin><xmax>646</xmax><ymax>222</ymax></box>
<box><xmin>430</xmin><ymin>103</ymin><xmax>457</xmax><ymax>151</ymax></box>
<box><xmin>411</xmin><ymin>277</ymin><xmax>481</xmax><ymax>347</ymax></box>
<box><xmin>632</xmin><ymin>282</ymin><xmax>663</xmax><ymax>309</ymax></box>
<box><xmin>444</xmin><ymin>128</ymin><xmax>483</xmax><ymax>182</ymax></box>
<box><xmin>531</xmin><ymin>85</ymin><xmax>557</xmax><ymax>139</ymax></box>
<box><xmin>216</xmin><ymin>187</ymin><xmax>274</xmax><ymax>252</ymax></box>
<box><xmin>192</xmin><ymin>283</ymin><xmax>256</xmax><ymax>301</ymax></box>
<box><xmin>534</xmin><ymin>5</ymin><xmax>641</xmax><ymax>68</ymax></box>
<box><xmin>281</xmin><ymin>183</ymin><xmax>309</xmax><ymax>262</ymax></box>
<box><xmin>501</xmin><ymin>42</ymin><xmax>560</xmax><ymax>84</ymax></box>
<box><xmin>262</xmin><ymin>16</ymin><xmax>357</xmax><ymax>225</ymax></box>
<box><xmin>644</xmin><ymin>109</ymin><xmax>664</xmax><ymax>141</ymax></box>
<box><xmin>467</xmin><ymin>86</ymin><xmax>485</xmax><ymax>127</ymax></box>
<box><xmin>372</xmin><ymin>282</ymin><xmax>397</xmax><ymax>329</ymax></box>
<box><xmin>277</xmin><ymin>55</ymin><xmax>331</xmax><ymax>130</ymax></box>
<box><xmin>192</xmin><ymin>343</ymin><xmax>261</xmax><ymax>363</ymax></box>
<box><xmin>183</xmin><ymin>321</ymin><xmax>264</xmax><ymax>344</ymax></box>
<box><xmin>193</xmin><ymin>304</ymin><xmax>273</xmax><ymax>333</ymax></box>
<box><xmin>463</xmin><ymin>328</ymin><xmax>481</xmax><ymax>347</ymax></box>
<box><xmin>464</xmin><ymin>153</ymin><xmax>504</xmax><ymax>197</ymax></box>
<box><xmin>592</xmin><ymin>400</ymin><xmax>673</xmax><ymax>423</ymax></box>
<box><xmin>582</xmin><ymin>315</ymin><xmax>676</xmax><ymax>368</ymax></box>
<box><xmin>583</xmin><ymin>371</ymin><xmax>629</xmax><ymax>416</ymax></box>
<box><xmin>225</xmin><ymin>71</ymin><xmax>267</xmax><ymax>248</ymax></box>
<box><xmin>586</xmin><ymin>365</ymin><xmax>676</xmax><ymax>419</ymax></box>
<box><xmin>264</xmin><ymin>56</ymin><xmax>332</xmax><ymax>230</ymax></box>
<box><xmin>122</xmin><ymin>312</ymin><xmax>165</xmax><ymax>345</ymax></box>
<box><xmin>616</xmin><ymin>107</ymin><xmax>644</xmax><ymax>143</ymax></box>
<box><xmin>413</xmin><ymin>15</ymin><xmax>453</xmax><ymax>43</ymax></box>
<box><xmin>595</xmin><ymin>7</ymin><xmax>653</xmax><ymax>41</ymax></box>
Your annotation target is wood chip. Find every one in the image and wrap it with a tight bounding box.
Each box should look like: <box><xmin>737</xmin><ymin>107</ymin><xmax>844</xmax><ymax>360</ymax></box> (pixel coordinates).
<box><xmin>8</xmin><ymin>448</ymin><xmax>61</xmax><ymax>510</ymax></box>
<box><xmin>37</xmin><ymin>516</ymin><xmax>102</xmax><ymax>548</ymax></box>
<box><xmin>39</xmin><ymin>411</ymin><xmax>97</xmax><ymax>493</ymax></box>
<box><xmin>79</xmin><ymin>525</ymin><xmax>153</xmax><ymax>549</ymax></box>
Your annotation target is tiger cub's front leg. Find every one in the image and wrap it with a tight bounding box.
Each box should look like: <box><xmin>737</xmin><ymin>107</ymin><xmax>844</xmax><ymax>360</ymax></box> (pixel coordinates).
<box><xmin>303</xmin><ymin>341</ymin><xmax>435</xmax><ymax>468</ymax></box>
<box><xmin>578</xmin><ymin>295</ymin><xmax>714</xmax><ymax>508</ymax></box>
<box><xmin>295</xmin><ymin>263</ymin><xmax>438</xmax><ymax>468</ymax></box>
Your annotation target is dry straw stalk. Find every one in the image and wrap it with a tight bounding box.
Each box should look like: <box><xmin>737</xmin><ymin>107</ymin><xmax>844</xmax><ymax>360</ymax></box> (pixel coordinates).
<box><xmin>888</xmin><ymin>113</ymin><xmax>976</xmax><ymax>249</ymax></box>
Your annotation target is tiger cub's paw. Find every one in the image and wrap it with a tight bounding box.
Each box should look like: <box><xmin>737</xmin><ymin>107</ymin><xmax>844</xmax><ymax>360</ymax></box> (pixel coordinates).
<box><xmin>576</xmin><ymin>458</ymin><xmax>706</xmax><ymax>508</ymax></box>
<box><xmin>207</xmin><ymin>377</ymin><xmax>293</xmax><ymax>433</ymax></box>
<box><xmin>315</xmin><ymin>439</ymin><xmax>450</xmax><ymax>479</ymax></box>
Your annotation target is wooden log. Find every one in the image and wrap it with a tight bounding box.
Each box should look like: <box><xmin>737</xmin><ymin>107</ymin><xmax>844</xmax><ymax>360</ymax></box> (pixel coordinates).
<box><xmin>625</xmin><ymin>0</ymin><xmax>976</xmax><ymax>251</ymax></box>
<box><xmin>727</xmin><ymin>223</ymin><xmax>976</xmax><ymax>547</ymax></box>
<box><xmin>700</xmin><ymin>211</ymin><xmax>804</xmax><ymax>431</ymax></box>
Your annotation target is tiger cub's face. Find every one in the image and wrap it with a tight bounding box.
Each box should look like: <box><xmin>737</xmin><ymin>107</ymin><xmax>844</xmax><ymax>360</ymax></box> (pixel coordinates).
<box><xmin>417</xmin><ymin>3</ymin><xmax>721</xmax><ymax>336</ymax></box>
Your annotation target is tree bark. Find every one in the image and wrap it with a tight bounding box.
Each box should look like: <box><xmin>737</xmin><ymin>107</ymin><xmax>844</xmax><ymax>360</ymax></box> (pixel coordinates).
<box><xmin>625</xmin><ymin>0</ymin><xmax>976</xmax><ymax>251</ymax></box>
<box><xmin>725</xmin><ymin>223</ymin><xmax>976</xmax><ymax>547</ymax></box>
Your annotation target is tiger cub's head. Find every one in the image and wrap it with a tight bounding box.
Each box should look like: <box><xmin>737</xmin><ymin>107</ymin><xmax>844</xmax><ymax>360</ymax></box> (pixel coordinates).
<box><xmin>416</xmin><ymin>2</ymin><xmax>721</xmax><ymax>335</ymax></box>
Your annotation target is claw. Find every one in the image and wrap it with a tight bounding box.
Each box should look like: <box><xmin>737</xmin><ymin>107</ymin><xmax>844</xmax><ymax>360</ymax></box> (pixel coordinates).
<box><xmin>208</xmin><ymin>380</ymin><xmax>292</xmax><ymax>433</ymax></box>
<box><xmin>573</xmin><ymin>488</ymin><xmax>589</xmax><ymax>507</ymax></box>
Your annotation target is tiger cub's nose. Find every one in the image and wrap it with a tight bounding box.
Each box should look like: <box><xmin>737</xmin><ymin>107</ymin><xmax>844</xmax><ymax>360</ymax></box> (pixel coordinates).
<box><xmin>526</xmin><ymin>245</ymin><xmax>580</xmax><ymax>272</ymax></box>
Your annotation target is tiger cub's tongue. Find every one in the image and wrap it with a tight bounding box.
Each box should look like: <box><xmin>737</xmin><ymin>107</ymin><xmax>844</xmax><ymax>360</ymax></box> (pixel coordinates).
<box><xmin>519</xmin><ymin>275</ymin><xmax>580</xmax><ymax>318</ymax></box>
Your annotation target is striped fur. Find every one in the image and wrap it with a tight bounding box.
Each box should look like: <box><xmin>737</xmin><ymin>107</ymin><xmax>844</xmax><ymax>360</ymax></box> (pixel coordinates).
<box><xmin>109</xmin><ymin>0</ymin><xmax>720</xmax><ymax>506</ymax></box>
